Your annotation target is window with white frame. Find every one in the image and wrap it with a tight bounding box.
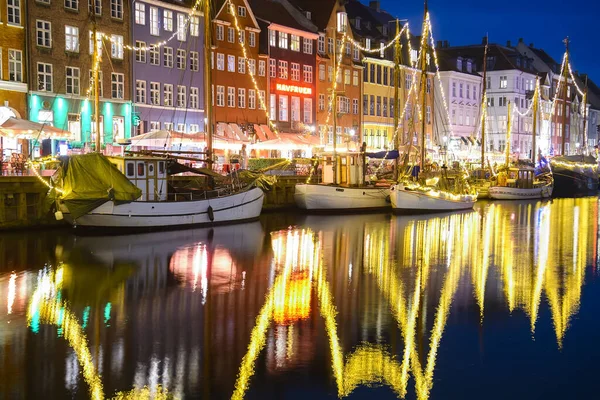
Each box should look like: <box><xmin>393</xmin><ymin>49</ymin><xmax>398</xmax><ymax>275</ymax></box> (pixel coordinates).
<box><xmin>227</xmin><ymin>87</ymin><xmax>235</xmax><ymax>107</ymax></box>
<box><xmin>328</xmin><ymin>66</ymin><xmax>333</xmax><ymax>82</ymax></box>
<box><xmin>68</xmin><ymin>113</ymin><xmax>81</xmax><ymax>142</ymax></box>
<box><xmin>66</xmin><ymin>66</ymin><xmax>80</xmax><ymax>95</ymax></box>
<box><xmin>164</xmin><ymin>122</ymin><xmax>173</xmax><ymax>131</ymax></box>
<box><xmin>238</xmin><ymin>5</ymin><xmax>246</xmax><ymax>16</ymax></box>
<box><xmin>176</xmin><ymin>123</ymin><xmax>185</xmax><ymax>133</ymax></box>
<box><xmin>269</xmin><ymin>30</ymin><xmax>276</xmax><ymax>47</ymax></box>
<box><xmin>149</xmin><ymin>7</ymin><xmax>159</xmax><ymax>35</ymax></box>
<box><xmin>279</xmin><ymin>32</ymin><xmax>288</xmax><ymax>49</ymax></box>
<box><xmin>88</xmin><ymin>70</ymin><xmax>103</xmax><ymax>97</ymax></box>
<box><xmin>352</xmin><ymin>98</ymin><xmax>358</xmax><ymax>115</ymax></box>
<box><xmin>190</xmin><ymin>87</ymin><xmax>199</xmax><ymax>108</ymax></box>
<box><xmin>177</xmin><ymin>49</ymin><xmax>186</xmax><ymax>69</ymax></box>
<box><xmin>248</xmin><ymin>59</ymin><xmax>256</xmax><ymax>75</ymax></box>
<box><xmin>327</xmin><ymin>37</ymin><xmax>333</xmax><ymax>54</ymax></box>
<box><xmin>164</xmin><ymin>84</ymin><xmax>173</xmax><ymax>106</ymax></box>
<box><xmin>36</xmin><ymin>20</ymin><xmax>52</xmax><ymax>48</ymax></box>
<box><xmin>248</xmin><ymin>89</ymin><xmax>256</xmax><ymax>109</ymax></box>
<box><xmin>164</xmin><ymin>47</ymin><xmax>173</xmax><ymax>68</ymax></box>
<box><xmin>65</xmin><ymin>26</ymin><xmax>79</xmax><ymax>52</ymax></box>
<box><xmin>259</xmin><ymin>60</ymin><xmax>266</xmax><ymax>76</ymax></box>
<box><xmin>8</xmin><ymin>50</ymin><xmax>22</xmax><ymax>82</ymax></box>
<box><xmin>177</xmin><ymin>14</ymin><xmax>186</xmax><ymax>41</ymax></box>
<box><xmin>290</xmin><ymin>34</ymin><xmax>300</xmax><ymax>51</ymax></box>
<box><xmin>111</xmin><ymin>73</ymin><xmax>124</xmax><ymax>99</ymax></box>
<box><xmin>303</xmin><ymin>38</ymin><xmax>312</xmax><ymax>54</ymax></box>
<box><xmin>238</xmin><ymin>30</ymin><xmax>245</xmax><ymax>44</ymax></box>
<box><xmin>150</xmin><ymin>82</ymin><xmax>160</xmax><ymax>105</ymax></box>
<box><xmin>238</xmin><ymin>57</ymin><xmax>246</xmax><ymax>74</ymax></box>
<box><xmin>217</xmin><ymin>53</ymin><xmax>224</xmax><ymax>70</ymax></box>
<box><xmin>164</xmin><ymin>10</ymin><xmax>173</xmax><ymax>31</ymax></box>
<box><xmin>249</xmin><ymin>32</ymin><xmax>256</xmax><ymax>47</ymax></box>
<box><xmin>303</xmin><ymin>98</ymin><xmax>312</xmax><ymax>123</ymax></box>
<box><xmin>291</xmin><ymin>63</ymin><xmax>300</xmax><ymax>81</ymax></box>
<box><xmin>269</xmin><ymin>59</ymin><xmax>276</xmax><ymax>78</ymax></box>
<box><xmin>227</xmin><ymin>55</ymin><xmax>235</xmax><ymax>72</ymax></box>
<box><xmin>37</xmin><ymin>62</ymin><xmax>52</xmax><ymax>91</ymax></box>
<box><xmin>216</xmin><ymin>85</ymin><xmax>225</xmax><ymax>106</ymax></box>
<box><xmin>89</xmin><ymin>0</ymin><xmax>101</xmax><ymax>15</ymax></box>
<box><xmin>150</xmin><ymin>46</ymin><xmax>159</xmax><ymax>65</ymax></box>
<box><xmin>269</xmin><ymin>94</ymin><xmax>276</xmax><ymax>119</ymax></box>
<box><xmin>353</xmin><ymin>45</ymin><xmax>359</xmax><ymax>60</ymax></box>
<box><xmin>89</xmin><ymin>30</ymin><xmax>102</xmax><ymax>55</ymax></box>
<box><xmin>136</xmin><ymin>80</ymin><xmax>146</xmax><ymax>103</ymax></box>
<box><xmin>353</xmin><ymin>70</ymin><xmax>359</xmax><ymax>86</ymax></box>
<box><xmin>337</xmin><ymin>12</ymin><xmax>347</xmax><ymax>32</ymax></box>
<box><xmin>291</xmin><ymin>97</ymin><xmax>300</xmax><ymax>122</ymax></box>
<box><xmin>110</xmin><ymin>0</ymin><xmax>123</xmax><ymax>19</ymax></box>
<box><xmin>500</xmin><ymin>76</ymin><xmax>507</xmax><ymax>89</ymax></box>
<box><xmin>279</xmin><ymin>95</ymin><xmax>288</xmax><ymax>121</ymax></box>
<box><xmin>344</xmin><ymin>69</ymin><xmax>350</xmax><ymax>85</ymax></box>
<box><xmin>65</xmin><ymin>0</ymin><xmax>79</xmax><ymax>10</ymax></box>
<box><xmin>190</xmin><ymin>16</ymin><xmax>199</xmax><ymax>37</ymax></box>
<box><xmin>135</xmin><ymin>3</ymin><xmax>145</xmax><ymax>24</ymax></box>
<box><xmin>346</xmin><ymin>42</ymin><xmax>351</xmax><ymax>56</ymax></box>
<box><xmin>319</xmin><ymin>94</ymin><xmax>325</xmax><ymax>111</ymax></box>
<box><xmin>177</xmin><ymin>85</ymin><xmax>186</xmax><ymax>107</ymax></box>
<box><xmin>303</xmin><ymin>65</ymin><xmax>312</xmax><ymax>83</ymax></box>
<box><xmin>216</xmin><ymin>25</ymin><xmax>224</xmax><ymax>41</ymax></box>
<box><xmin>318</xmin><ymin>35</ymin><xmax>325</xmax><ymax>53</ymax></box>
<box><xmin>150</xmin><ymin>121</ymin><xmax>160</xmax><ymax>131</ymax></box>
<box><xmin>228</xmin><ymin>27</ymin><xmax>235</xmax><ymax>43</ymax></box>
<box><xmin>319</xmin><ymin>64</ymin><xmax>325</xmax><ymax>81</ymax></box>
<box><xmin>278</xmin><ymin>60</ymin><xmax>288</xmax><ymax>79</ymax></box>
<box><xmin>111</xmin><ymin>35</ymin><xmax>123</xmax><ymax>59</ymax></box>
<box><xmin>135</xmin><ymin>41</ymin><xmax>146</xmax><ymax>63</ymax></box>
<box><xmin>190</xmin><ymin>51</ymin><xmax>199</xmax><ymax>71</ymax></box>
<box><xmin>238</xmin><ymin>88</ymin><xmax>246</xmax><ymax>108</ymax></box>
<box><xmin>7</xmin><ymin>0</ymin><xmax>21</xmax><ymax>25</ymax></box>
<box><xmin>259</xmin><ymin>90</ymin><xmax>266</xmax><ymax>110</ymax></box>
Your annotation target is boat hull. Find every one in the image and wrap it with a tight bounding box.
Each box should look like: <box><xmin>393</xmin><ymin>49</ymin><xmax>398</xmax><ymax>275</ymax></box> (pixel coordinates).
<box><xmin>489</xmin><ymin>185</ymin><xmax>553</xmax><ymax>200</ymax></box>
<box><xmin>61</xmin><ymin>187</ymin><xmax>265</xmax><ymax>230</ymax></box>
<box><xmin>294</xmin><ymin>184</ymin><xmax>390</xmax><ymax>212</ymax></box>
<box><xmin>551</xmin><ymin>167</ymin><xmax>598</xmax><ymax>197</ymax></box>
<box><xmin>390</xmin><ymin>184</ymin><xmax>476</xmax><ymax>214</ymax></box>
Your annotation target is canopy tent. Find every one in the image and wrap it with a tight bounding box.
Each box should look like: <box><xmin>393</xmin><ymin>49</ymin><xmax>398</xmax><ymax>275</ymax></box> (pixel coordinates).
<box><xmin>128</xmin><ymin>130</ymin><xmax>242</xmax><ymax>150</ymax></box>
<box><xmin>249</xmin><ymin>133</ymin><xmax>314</xmax><ymax>150</ymax></box>
<box><xmin>0</xmin><ymin>117</ymin><xmax>72</xmax><ymax>140</ymax></box>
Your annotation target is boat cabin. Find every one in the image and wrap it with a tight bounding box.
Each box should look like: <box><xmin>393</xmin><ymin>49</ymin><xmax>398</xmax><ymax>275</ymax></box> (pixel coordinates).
<box><xmin>321</xmin><ymin>152</ymin><xmax>365</xmax><ymax>186</ymax></box>
<box><xmin>496</xmin><ymin>167</ymin><xmax>534</xmax><ymax>189</ymax></box>
<box><xmin>108</xmin><ymin>156</ymin><xmax>168</xmax><ymax>201</ymax></box>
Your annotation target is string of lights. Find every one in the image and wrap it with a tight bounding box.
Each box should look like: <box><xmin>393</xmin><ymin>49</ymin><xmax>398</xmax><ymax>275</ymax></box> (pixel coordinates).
<box><xmin>346</xmin><ymin>23</ymin><xmax>408</xmax><ymax>54</ymax></box>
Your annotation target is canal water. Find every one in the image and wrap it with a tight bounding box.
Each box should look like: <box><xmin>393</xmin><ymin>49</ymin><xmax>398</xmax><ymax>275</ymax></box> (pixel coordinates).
<box><xmin>1</xmin><ymin>198</ymin><xmax>600</xmax><ymax>399</ymax></box>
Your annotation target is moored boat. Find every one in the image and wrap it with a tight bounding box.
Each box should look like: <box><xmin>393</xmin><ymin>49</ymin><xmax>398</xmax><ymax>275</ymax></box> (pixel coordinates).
<box><xmin>390</xmin><ymin>182</ymin><xmax>477</xmax><ymax>214</ymax></box>
<box><xmin>550</xmin><ymin>155</ymin><xmax>598</xmax><ymax>197</ymax></box>
<box><xmin>488</xmin><ymin>166</ymin><xmax>553</xmax><ymax>200</ymax></box>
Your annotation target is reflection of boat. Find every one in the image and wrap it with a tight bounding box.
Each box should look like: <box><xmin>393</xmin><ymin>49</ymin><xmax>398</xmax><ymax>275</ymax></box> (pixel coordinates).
<box><xmin>488</xmin><ymin>165</ymin><xmax>553</xmax><ymax>199</ymax></box>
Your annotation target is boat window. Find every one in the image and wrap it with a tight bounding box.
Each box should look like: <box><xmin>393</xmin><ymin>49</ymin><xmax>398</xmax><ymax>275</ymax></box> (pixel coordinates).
<box><xmin>126</xmin><ymin>162</ymin><xmax>135</xmax><ymax>177</ymax></box>
<box><xmin>138</xmin><ymin>162</ymin><xmax>145</xmax><ymax>177</ymax></box>
<box><xmin>159</xmin><ymin>161</ymin><xmax>165</xmax><ymax>174</ymax></box>
<box><xmin>148</xmin><ymin>163</ymin><xmax>155</xmax><ymax>175</ymax></box>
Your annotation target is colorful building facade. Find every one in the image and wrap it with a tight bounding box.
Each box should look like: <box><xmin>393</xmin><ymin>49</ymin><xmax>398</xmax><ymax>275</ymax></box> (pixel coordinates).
<box><xmin>131</xmin><ymin>0</ymin><xmax>205</xmax><ymax>135</ymax></box>
<box><xmin>27</xmin><ymin>0</ymin><xmax>132</xmax><ymax>151</ymax></box>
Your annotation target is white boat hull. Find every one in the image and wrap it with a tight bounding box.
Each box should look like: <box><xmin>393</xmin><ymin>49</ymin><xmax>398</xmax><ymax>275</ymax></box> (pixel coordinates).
<box><xmin>61</xmin><ymin>187</ymin><xmax>265</xmax><ymax>229</ymax></box>
<box><xmin>390</xmin><ymin>184</ymin><xmax>476</xmax><ymax>213</ymax></box>
<box><xmin>294</xmin><ymin>184</ymin><xmax>390</xmax><ymax>211</ymax></box>
<box><xmin>488</xmin><ymin>185</ymin><xmax>553</xmax><ymax>200</ymax></box>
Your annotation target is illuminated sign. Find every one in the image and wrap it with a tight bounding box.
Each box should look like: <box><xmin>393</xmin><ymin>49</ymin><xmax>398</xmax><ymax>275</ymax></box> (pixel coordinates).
<box><xmin>276</xmin><ymin>83</ymin><xmax>312</xmax><ymax>95</ymax></box>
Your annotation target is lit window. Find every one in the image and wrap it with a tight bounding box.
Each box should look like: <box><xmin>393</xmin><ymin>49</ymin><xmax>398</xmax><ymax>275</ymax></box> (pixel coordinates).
<box><xmin>164</xmin><ymin>84</ymin><xmax>173</xmax><ymax>106</ymax></box>
<box><xmin>135</xmin><ymin>41</ymin><xmax>146</xmax><ymax>63</ymax></box>
<box><xmin>290</xmin><ymin>35</ymin><xmax>300</xmax><ymax>51</ymax></box>
<box><xmin>65</xmin><ymin>26</ymin><xmax>79</xmax><ymax>52</ymax></box>
<box><xmin>150</xmin><ymin>7</ymin><xmax>159</xmax><ymax>35</ymax></box>
<box><xmin>164</xmin><ymin>10</ymin><xmax>173</xmax><ymax>32</ymax></box>
<box><xmin>279</xmin><ymin>32</ymin><xmax>288</xmax><ymax>49</ymax></box>
<box><xmin>238</xmin><ymin>88</ymin><xmax>246</xmax><ymax>108</ymax></box>
<box><xmin>177</xmin><ymin>14</ymin><xmax>186</xmax><ymax>41</ymax></box>
<box><xmin>134</xmin><ymin>3</ymin><xmax>145</xmax><ymax>25</ymax></box>
<box><xmin>279</xmin><ymin>95</ymin><xmax>288</xmax><ymax>121</ymax></box>
<box><xmin>111</xmin><ymin>35</ymin><xmax>123</xmax><ymax>59</ymax></box>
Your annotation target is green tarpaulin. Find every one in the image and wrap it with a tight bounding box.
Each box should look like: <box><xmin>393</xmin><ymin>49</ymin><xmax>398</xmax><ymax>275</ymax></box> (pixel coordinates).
<box><xmin>51</xmin><ymin>153</ymin><xmax>142</xmax><ymax>219</ymax></box>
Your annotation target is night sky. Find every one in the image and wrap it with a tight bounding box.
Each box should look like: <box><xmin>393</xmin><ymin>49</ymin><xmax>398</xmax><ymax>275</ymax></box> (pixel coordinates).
<box><xmin>381</xmin><ymin>0</ymin><xmax>600</xmax><ymax>83</ymax></box>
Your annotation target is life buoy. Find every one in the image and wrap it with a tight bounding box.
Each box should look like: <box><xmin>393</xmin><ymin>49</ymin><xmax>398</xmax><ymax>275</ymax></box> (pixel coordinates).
<box><xmin>207</xmin><ymin>205</ymin><xmax>215</xmax><ymax>222</ymax></box>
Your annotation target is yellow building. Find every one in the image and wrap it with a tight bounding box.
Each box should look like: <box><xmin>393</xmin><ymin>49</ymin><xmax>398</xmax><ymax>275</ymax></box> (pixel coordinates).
<box><xmin>0</xmin><ymin>0</ymin><xmax>27</xmax><ymax>118</ymax></box>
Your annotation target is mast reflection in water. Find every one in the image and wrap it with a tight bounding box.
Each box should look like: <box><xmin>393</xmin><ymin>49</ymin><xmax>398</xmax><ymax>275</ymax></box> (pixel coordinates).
<box><xmin>0</xmin><ymin>198</ymin><xmax>599</xmax><ymax>399</ymax></box>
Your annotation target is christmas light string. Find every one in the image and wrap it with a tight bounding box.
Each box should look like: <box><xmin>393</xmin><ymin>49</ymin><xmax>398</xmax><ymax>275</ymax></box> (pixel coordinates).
<box><xmin>346</xmin><ymin>23</ymin><xmax>408</xmax><ymax>54</ymax></box>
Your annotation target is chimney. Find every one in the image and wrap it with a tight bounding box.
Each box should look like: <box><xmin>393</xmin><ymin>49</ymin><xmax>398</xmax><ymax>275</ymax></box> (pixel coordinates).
<box><xmin>444</xmin><ymin>40</ymin><xmax>449</xmax><ymax>48</ymax></box>
<box><xmin>437</xmin><ymin>40</ymin><xmax>442</xmax><ymax>48</ymax></box>
<box><xmin>506</xmin><ymin>40</ymin><xmax>511</xmax><ymax>47</ymax></box>
<box><xmin>518</xmin><ymin>38</ymin><xmax>523</xmax><ymax>43</ymax></box>
<box><xmin>369</xmin><ymin>1</ymin><xmax>380</xmax><ymax>12</ymax></box>
<box><xmin>482</xmin><ymin>36</ymin><xmax>487</xmax><ymax>45</ymax></box>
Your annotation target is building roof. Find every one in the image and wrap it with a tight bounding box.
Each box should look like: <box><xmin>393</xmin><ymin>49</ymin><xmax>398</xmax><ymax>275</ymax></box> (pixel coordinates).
<box><xmin>436</xmin><ymin>48</ymin><xmax>481</xmax><ymax>77</ymax></box>
<box><xmin>576</xmin><ymin>73</ymin><xmax>600</xmax><ymax>110</ymax></box>
<box><xmin>287</xmin><ymin>0</ymin><xmax>337</xmax><ymax>31</ymax></box>
<box><xmin>345</xmin><ymin>0</ymin><xmax>387</xmax><ymax>41</ymax></box>
<box><xmin>440</xmin><ymin>42</ymin><xmax>539</xmax><ymax>75</ymax></box>
<box><xmin>249</xmin><ymin>0</ymin><xmax>317</xmax><ymax>34</ymax></box>
<box><xmin>528</xmin><ymin>47</ymin><xmax>561</xmax><ymax>73</ymax></box>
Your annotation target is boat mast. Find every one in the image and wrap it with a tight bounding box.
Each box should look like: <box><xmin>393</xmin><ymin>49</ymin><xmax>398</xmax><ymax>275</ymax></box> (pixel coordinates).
<box><xmin>332</xmin><ymin>28</ymin><xmax>338</xmax><ymax>184</ymax></box>
<box><xmin>393</xmin><ymin>19</ymin><xmax>401</xmax><ymax>180</ymax></box>
<box><xmin>532</xmin><ymin>77</ymin><xmax>539</xmax><ymax>164</ymax></box>
<box><xmin>92</xmin><ymin>21</ymin><xmax>100</xmax><ymax>153</ymax></box>
<box><xmin>582</xmin><ymin>76</ymin><xmax>588</xmax><ymax>155</ymax></box>
<box><xmin>204</xmin><ymin>0</ymin><xmax>213</xmax><ymax>167</ymax></box>
<box><xmin>505</xmin><ymin>101</ymin><xmax>512</xmax><ymax>166</ymax></box>
<box><xmin>480</xmin><ymin>38</ymin><xmax>488</xmax><ymax>169</ymax></box>
<box><xmin>561</xmin><ymin>37</ymin><xmax>569</xmax><ymax>155</ymax></box>
<box><xmin>418</xmin><ymin>1</ymin><xmax>429</xmax><ymax>172</ymax></box>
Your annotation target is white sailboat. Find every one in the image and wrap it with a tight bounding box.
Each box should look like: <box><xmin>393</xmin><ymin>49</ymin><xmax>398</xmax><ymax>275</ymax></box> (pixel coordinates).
<box><xmin>53</xmin><ymin>0</ymin><xmax>265</xmax><ymax>230</ymax></box>
<box><xmin>390</xmin><ymin>4</ymin><xmax>476</xmax><ymax>214</ymax></box>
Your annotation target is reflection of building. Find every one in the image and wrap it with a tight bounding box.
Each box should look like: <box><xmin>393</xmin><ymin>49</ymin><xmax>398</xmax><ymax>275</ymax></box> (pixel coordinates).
<box><xmin>131</xmin><ymin>0</ymin><xmax>206</xmax><ymax>135</ymax></box>
<box><xmin>27</xmin><ymin>0</ymin><xmax>133</xmax><ymax>152</ymax></box>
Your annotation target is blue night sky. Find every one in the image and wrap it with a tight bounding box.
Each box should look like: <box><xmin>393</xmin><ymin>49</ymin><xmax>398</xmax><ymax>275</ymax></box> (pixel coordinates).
<box><xmin>380</xmin><ymin>0</ymin><xmax>600</xmax><ymax>82</ymax></box>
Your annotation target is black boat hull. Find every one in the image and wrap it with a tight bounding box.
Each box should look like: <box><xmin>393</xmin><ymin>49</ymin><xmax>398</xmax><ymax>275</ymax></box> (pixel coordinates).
<box><xmin>551</xmin><ymin>166</ymin><xmax>598</xmax><ymax>197</ymax></box>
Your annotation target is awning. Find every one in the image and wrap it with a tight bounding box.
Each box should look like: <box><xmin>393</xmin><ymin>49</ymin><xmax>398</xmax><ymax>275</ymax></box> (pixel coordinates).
<box><xmin>460</xmin><ymin>137</ymin><xmax>469</xmax><ymax>145</ymax></box>
<box><xmin>0</xmin><ymin>117</ymin><xmax>71</xmax><ymax>140</ymax></box>
<box><xmin>253</xmin><ymin>124</ymin><xmax>268</xmax><ymax>142</ymax></box>
<box><xmin>216</xmin><ymin>122</ymin><xmax>236</xmax><ymax>139</ymax></box>
<box><xmin>260</xmin><ymin>124</ymin><xmax>276</xmax><ymax>140</ymax></box>
<box><xmin>129</xmin><ymin>130</ymin><xmax>242</xmax><ymax>150</ymax></box>
<box><xmin>229</xmin><ymin>123</ymin><xmax>249</xmax><ymax>141</ymax></box>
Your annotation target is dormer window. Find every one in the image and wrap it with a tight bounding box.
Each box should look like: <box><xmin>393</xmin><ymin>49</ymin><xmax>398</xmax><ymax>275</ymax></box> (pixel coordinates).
<box><xmin>355</xmin><ymin>17</ymin><xmax>361</xmax><ymax>29</ymax></box>
<box><xmin>365</xmin><ymin>21</ymin><xmax>371</xmax><ymax>30</ymax></box>
<box><xmin>382</xmin><ymin>25</ymin><xmax>388</xmax><ymax>35</ymax></box>
<box><xmin>305</xmin><ymin>11</ymin><xmax>311</xmax><ymax>20</ymax></box>
<box><xmin>467</xmin><ymin>60</ymin><xmax>472</xmax><ymax>73</ymax></box>
<box><xmin>380</xmin><ymin>42</ymin><xmax>384</xmax><ymax>58</ymax></box>
<box><xmin>365</xmin><ymin>38</ymin><xmax>371</xmax><ymax>50</ymax></box>
<box><xmin>337</xmin><ymin>12</ymin><xmax>347</xmax><ymax>33</ymax></box>
<box><xmin>516</xmin><ymin>57</ymin><xmax>521</xmax><ymax>67</ymax></box>
<box><xmin>457</xmin><ymin>58</ymin><xmax>463</xmax><ymax>71</ymax></box>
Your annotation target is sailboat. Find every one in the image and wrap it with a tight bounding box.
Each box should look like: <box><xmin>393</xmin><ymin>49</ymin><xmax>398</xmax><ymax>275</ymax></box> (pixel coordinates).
<box><xmin>390</xmin><ymin>5</ymin><xmax>477</xmax><ymax>214</ymax></box>
<box><xmin>50</xmin><ymin>0</ymin><xmax>265</xmax><ymax>230</ymax></box>
<box><xmin>550</xmin><ymin>38</ymin><xmax>598</xmax><ymax>197</ymax></box>
<box><xmin>295</xmin><ymin>21</ymin><xmax>407</xmax><ymax>212</ymax></box>
<box><xmin>488</xmin><ymin>90</ymin><xmax>553</xmax><ymax>200</ymax></box>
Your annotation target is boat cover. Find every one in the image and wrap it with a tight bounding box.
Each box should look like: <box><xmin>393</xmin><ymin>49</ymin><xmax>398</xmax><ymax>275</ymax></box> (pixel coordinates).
<box><xmin>49</xmin><ymin>153</ymin><xmax>142</xmax><ymax>219</ymax></box>
<box><xmin>365</xmin><ymin>150</ymin><xmax>399</xmax><ymax>159</ymax></box>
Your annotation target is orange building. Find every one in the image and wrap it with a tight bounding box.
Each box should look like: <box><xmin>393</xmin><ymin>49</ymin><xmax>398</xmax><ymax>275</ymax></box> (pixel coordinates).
<box><xmin>212</xmin><ymin>0</ymin><xmax>269</xmax><ymax>140</ymax></box>
<box><xmin>290</xmin><ymin>0</ymin><xmax>363</xmax><ymax>147</ymax></box>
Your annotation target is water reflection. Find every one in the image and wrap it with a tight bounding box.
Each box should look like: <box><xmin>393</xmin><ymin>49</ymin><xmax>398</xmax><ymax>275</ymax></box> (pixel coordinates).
<box><xmin>0</xmin><ymin>198</ymin><xmax>598</xmax><ymax>399</ymax></box>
